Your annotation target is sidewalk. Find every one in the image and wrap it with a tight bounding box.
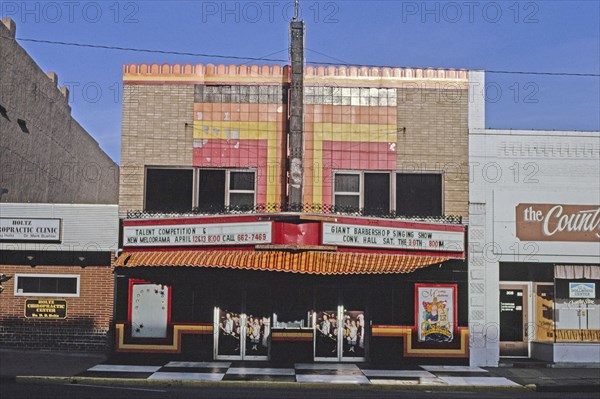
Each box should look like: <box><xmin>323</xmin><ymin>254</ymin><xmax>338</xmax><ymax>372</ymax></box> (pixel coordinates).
<box><xmin>0</xmin><ymin>349</ymin><xmax>106</xmax><ymax>379</ymax></box>
<box><xmin>1</xmin><ymin>349</ymin><xmax>598</xmax><ymax>392</ymax></box>
<box><xmin>486</xmin><ymin>366</ymin><xmax>600</xmax><ymax>392</ymax></box>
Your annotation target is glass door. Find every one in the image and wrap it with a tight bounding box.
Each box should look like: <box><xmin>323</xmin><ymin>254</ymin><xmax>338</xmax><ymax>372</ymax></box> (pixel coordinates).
<box><xmin>499</xmin><ymin>284</ymin><xmax>529</xmax><ymax>357</ymax></box>
<box><xmin>215</xmin><ymin>307</ymin><xmax>242</xmax><ymax>360</ymax></box>
<box><xmin>314</xmin><ymin>287</ymin><xmax>339</xmax><ymax>361</ymax></box>
<box><xmin>313</xmin><ymin>288</ymin><xmax>367</xmax><ymax>362</ymax></box>
<box><xmin>215</xmin><ymin>288</ymin><xmax>271</xmax><ymax>361</ymax></box>
<box><xmin>341</xmin><ymin>288</ymin><xmax>367</xmax><ymax>361</ymax></box>
<box><xmin>244</xmin><ymin>287</ymin><xmax>270</xmax><ymax>360</ymax></box>
<box><xmin>314</xmin><ymin>309</ymin><xmax>339</xmax><ymax>360</ymax></box>
<box><xmin>341</xmin><ymin>309</ymin><xmax>367</xmax><ymax>361</ymax></box>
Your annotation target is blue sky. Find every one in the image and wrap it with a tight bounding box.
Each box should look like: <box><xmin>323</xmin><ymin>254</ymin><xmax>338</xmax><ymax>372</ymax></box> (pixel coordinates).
<box><xmin>2</xmin><ymin>0</ymin><xmax>599</xmax><ymax>163</ymax></box>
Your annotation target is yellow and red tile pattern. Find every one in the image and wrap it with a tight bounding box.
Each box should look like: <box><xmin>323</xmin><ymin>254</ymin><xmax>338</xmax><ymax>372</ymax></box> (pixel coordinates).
<box><xmin>192</xmin><ymin>103</ymin><xmax>286</xmax><ymax>205</ymax></box>
<box><xmin>304</xmin><ymin>103</ymin><xmax>398</xmax><ymax>205</ymax></box>
<box><xmin>123</xmin><ymin>63</ymin><xmax>469</xmax><ymax>207</ymax></box>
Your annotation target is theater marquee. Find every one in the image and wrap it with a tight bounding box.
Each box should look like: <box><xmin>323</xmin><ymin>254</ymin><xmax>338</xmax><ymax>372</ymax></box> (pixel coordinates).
<box><xmin>322</xmin><ymin>222</ymin><xmax>464</xmax><ymax>252</ymax></box>
<box><xmin>123</xmin><ymin>221</ymin><xmax>272</xmax><ymax>247</ymax></box>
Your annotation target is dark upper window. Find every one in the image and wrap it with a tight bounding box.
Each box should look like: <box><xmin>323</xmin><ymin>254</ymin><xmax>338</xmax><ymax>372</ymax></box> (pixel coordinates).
<box><xmin>333</xmin><ymin>171</ymin><xmax>443</xmax><ymax>217</ymax></box>
<box><xmin>334</xmin><ymin>173</ymin><xmax>360</xmax><ymax>210</ymax></box>
<box><xmin>145</xmin><ymin>168</ymin><xmax>193</xmax><ymax>212</ymax></box>
<box><xmin>228</xmin><ymin>171</ymin><xmax>256</xmax><ymax>209</ymax></box>
<box><xmin>364</xmin><ymin>173</ymin><xmax>390</xmax><ymax>215</ymax></box>
<box><xmin>333</xmin><ymin>172</ymin><xmax>390</xmax><ymax>214</ymax></box>
<box><xmin>198</xmin><ymin>169</ymin><xmax>226</xmax><ymax>211</ymax></box>
<box><xmin>197</xmin><ymin>169</ymin><xmax>256</xmax><ymax>211</ymax></box>
<box><xmin>396</xmin><ymin>173</ymin><xmax>442</xmax><ymax>216</ymax></box>
<box><xmin>144</xmin><ymin>168</ymin><xmax>256</xmax><ymax>213</ymax></box>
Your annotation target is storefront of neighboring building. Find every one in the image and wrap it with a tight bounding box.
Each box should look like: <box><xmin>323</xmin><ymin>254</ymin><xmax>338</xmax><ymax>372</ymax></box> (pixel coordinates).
<box><xmin>0</xmin><ymin>205</ymin><xmax>118</xmax><ymax>351</ymax></box>
<box><xmin>116</xmin><ymin>61</ymin><xmax>479</xmax><ymax>363</ymax></box>
<box><xmin>468</xmin><ymin>128</ymin><xmax>600</xmax><ymax>366</ymax></box>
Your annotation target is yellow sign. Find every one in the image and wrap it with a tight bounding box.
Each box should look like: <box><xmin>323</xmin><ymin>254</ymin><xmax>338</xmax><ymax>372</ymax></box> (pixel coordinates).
<box><xmin>25</xmin><ymin>299</ymin><xmax>67</xmax><ymax>319</ymax></box>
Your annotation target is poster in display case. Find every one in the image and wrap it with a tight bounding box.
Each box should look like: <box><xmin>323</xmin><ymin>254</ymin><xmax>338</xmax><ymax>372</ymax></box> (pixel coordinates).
<box><xmin>415</xmin><ymin>284</ymin><xmax>457</xmax><ymax>343</ymax></box>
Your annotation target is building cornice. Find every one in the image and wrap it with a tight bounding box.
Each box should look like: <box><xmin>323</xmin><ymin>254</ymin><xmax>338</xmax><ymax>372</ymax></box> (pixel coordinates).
<box><xmin>123</xmin><ymin>63</ymin><xmax>469</xmax><ymax>88</ymax></box>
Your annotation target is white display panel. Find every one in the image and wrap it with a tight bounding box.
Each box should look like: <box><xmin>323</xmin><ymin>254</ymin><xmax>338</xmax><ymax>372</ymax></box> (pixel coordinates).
<box><xmin>131</xmin><ymin>284</ymin><xmax>169</xmax><ymax>338</ymax></box>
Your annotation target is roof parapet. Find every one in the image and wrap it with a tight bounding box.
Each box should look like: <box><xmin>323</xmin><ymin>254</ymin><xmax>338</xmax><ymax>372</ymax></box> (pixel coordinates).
<box><xmin>123</xmin><ymin>63</ymin><xmax>469</xmax><ymax>83</ymax></box>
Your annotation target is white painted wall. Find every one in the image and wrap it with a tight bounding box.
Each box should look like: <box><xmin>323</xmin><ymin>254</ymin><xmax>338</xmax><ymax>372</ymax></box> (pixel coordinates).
<box><xmin>468</xmin><ymin>128</ymin><xmax>600</xmax><ymax>366</ymax></box>
<box><xmin>0</xmin><ymin>203</ymin><xmax>118</xmax><ymax>252</ymax></box>
<box><xmin>468</xmin><ymin>71</ymin><xmax>485</xmax><ymax>131</ymax></box>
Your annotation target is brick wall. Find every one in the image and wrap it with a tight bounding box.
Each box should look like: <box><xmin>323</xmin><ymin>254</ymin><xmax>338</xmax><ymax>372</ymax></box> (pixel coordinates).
<box><xmin>119</xmin><ymin>64</ymin><xmax>469</xmax><ymax>218</ymax></box>
<box><xmin>119</xmin><ymin>84</ymin><xmax>195</xmax><ymax>213</ymax></box>
<box><xmin>396</xmin><ymin>88</ymin><xmax>469</xmax><ymax>218</ymax></box>
<box><xmin>0</xmin><ymin>19</ymin><xmax>119</xmax><ymax>205</ymax></box>
<box><xmin>0</xmin><ymin>265</ymin><xmax>114</xmax><ymax>352</ymax></box>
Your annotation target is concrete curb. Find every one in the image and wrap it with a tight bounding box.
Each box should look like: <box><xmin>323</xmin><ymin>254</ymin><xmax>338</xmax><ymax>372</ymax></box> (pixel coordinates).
<box><xmin>14</xmin><ymin>376</ymin><xmax>532</xmax><ymax>392</ymax></box>
<box><xmin>533</xmin><ymin>384</ymin><xmax>600</xmax><ymax>393</ymax></box>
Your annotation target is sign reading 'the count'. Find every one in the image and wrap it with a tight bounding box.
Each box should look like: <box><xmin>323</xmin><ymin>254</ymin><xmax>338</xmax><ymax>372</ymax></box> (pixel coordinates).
<box><xmin>322</xmin><ymin>223</ymin><xmax>464</xmax><ymax>252</ymax></box>
<box><xmin>123</xmin><ymin>222</ymin><xmax>272</xmax><ymax>247</ymax></box>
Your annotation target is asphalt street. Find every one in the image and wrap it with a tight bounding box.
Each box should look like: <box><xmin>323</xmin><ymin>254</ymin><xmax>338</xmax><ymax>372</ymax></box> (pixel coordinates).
<box><xmin>2</xmin><ymin>382</ymin><xmax>600</xmax><ymax>399</ymax></box>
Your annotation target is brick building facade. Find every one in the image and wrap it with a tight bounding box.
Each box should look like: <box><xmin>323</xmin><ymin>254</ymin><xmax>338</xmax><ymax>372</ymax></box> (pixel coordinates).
<box><xmin>119</xmin><ymin>64</ymin><xmax>470</xmax><ymax>218</ymax></box>
<box><xmin>0</xmin><ymin>265</ymin><xmax>113</xmax><ymax>351</ymax></box>
<box><xmin>114</xmin><ymin>56</ymin><xmax>479</xmax><ymax>363</ymax></box>
<box><xmin>0</xmin><ymin>18</ymin><xmax>119</xmax><ymax>352</ymax></box>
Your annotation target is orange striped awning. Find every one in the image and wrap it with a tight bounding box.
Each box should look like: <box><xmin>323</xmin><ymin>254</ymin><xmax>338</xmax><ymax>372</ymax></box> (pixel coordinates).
<box><xmin>115</xmin><ymin>251</ymin><xmax>448</xmax><ymax>275</ymax></box>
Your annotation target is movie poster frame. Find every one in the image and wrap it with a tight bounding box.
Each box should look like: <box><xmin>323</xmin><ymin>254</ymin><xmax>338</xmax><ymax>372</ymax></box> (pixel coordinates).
<box><xmin>414</xmin><ymin>283</ymin><xmax>458</xmax><ymax>342</ymax></box>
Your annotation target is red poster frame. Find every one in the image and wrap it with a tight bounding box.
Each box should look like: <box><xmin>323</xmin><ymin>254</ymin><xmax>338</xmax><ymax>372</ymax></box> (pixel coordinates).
<box><xmin>127</xmin><ymin>279</ymin><xmax>172</xmax><ymax>330</ymax></box>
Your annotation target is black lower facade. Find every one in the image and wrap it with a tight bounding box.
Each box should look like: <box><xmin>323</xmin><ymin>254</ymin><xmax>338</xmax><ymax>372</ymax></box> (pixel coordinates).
<box><xmin>113</xmin><ymin>259</ymin><xmax>469</xmax><ymax>364</ymax></box>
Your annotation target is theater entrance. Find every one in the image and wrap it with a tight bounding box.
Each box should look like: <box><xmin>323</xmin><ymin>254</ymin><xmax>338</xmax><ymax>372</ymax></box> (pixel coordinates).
<box><xmin>313</xmin><ymin>288</ymin><xmax>367</xmax><ymax>362</ymax></box>
<box><xmin>214</xmin><ymin>288</ymin><xmax>271</xmax><ymax>360</ymax></box>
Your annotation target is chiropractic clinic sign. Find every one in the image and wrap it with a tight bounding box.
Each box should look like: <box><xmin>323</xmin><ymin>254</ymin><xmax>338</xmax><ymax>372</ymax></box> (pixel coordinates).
<box><xmin>0</xmin><ymin>218</ymin><xmax>61</xmax><ymax>242</ymax></box>
<box><xmin>516</xmin><ymin>204</ymin><xmax>600</xmax><ymax>242</ymax></box>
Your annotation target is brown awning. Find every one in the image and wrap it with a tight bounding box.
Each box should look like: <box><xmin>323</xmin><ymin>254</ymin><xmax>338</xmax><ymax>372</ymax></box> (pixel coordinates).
<box><xmin>115</xmin><ymin>250</ymin><xmax>448</xmax><ymax>275</ymax></box>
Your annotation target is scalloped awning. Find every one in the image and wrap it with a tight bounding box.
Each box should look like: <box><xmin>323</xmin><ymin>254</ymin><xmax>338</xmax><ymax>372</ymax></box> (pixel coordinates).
<box><xmin>115</xmin><ymin>251</ymin><xmax>448</xmax><ymax>275</ymax></box>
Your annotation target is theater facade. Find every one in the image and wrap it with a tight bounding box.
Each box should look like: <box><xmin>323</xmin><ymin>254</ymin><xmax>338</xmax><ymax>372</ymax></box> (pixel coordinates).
<box><xmin>115</xmin><ymin>60</ymin><xmax>480</xmax><ymax>363</ymax></box>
